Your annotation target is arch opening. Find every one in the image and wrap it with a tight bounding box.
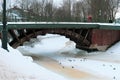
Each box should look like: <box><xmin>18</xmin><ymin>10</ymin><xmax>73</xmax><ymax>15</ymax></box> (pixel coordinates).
<box><xmin>8</xmin><ymin>28</ymin><xmax>92</xmax><ymax>50</ymax></box>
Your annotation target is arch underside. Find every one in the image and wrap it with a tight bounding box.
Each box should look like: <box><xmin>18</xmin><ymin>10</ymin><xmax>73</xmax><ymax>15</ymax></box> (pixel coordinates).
<box><xmin>8</xmin><ymin>28</ymin><xmax>92</xmax><ymax>50</ymax></box>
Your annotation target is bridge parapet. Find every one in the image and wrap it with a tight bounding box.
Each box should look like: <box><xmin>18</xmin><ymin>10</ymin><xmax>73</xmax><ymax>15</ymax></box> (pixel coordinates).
<box><xmin>0</xmin><ymin>22</ymin><xmax>120</xmax><ymax>30</ymax></box>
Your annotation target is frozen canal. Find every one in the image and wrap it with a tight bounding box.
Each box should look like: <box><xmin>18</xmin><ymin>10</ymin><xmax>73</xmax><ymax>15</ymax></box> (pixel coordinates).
<box><xmin>17</xmin><ymin>34</ymin><xmax>120</xmax><ymax>80</ymax></box>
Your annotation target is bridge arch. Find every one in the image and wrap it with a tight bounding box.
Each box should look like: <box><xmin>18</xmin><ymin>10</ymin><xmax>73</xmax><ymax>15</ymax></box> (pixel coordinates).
<box><xmin>8</xmin><ymin>28</ymin><xmax>91</xmax><ymax>50</ymax></box>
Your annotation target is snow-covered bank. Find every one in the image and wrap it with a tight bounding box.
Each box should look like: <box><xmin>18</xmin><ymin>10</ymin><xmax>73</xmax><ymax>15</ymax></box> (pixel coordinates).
<box><xmin>18</xmin><ymin>34</ymin><xmax>120</xmax><ymax>80</ymax></box>
<box><xmin>0</xmin><ymin>40</ymin><xmax>68</xmax><ymax>80</ymax></box>
<box><xmin>107</xmin><ymin>41</ymin><xmax>120</xmax><ymax>54</ymax></box>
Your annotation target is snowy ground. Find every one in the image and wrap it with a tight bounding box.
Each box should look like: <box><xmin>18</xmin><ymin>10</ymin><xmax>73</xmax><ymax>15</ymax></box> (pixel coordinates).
<box><xmin>0</xmin><ymin>40</ymin><xmax>68</xmax><ymax>80</ymax></box>
<box><xmin>1</xmin><ymin>34</ymin><xmax>120</xmax><ymax>80</ymax></box>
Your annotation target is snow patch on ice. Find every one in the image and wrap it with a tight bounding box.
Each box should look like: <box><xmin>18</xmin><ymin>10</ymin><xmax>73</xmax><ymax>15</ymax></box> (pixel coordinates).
<box><xmin>18</xmin><ymin>34</ymin><xmax>75</xmax><ymax>55</ymax></box>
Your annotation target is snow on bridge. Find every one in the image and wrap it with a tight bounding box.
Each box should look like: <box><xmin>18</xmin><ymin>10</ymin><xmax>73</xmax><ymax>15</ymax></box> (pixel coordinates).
<box><xmin>0</xmin><ymin>22</ymin><xmax>120</xmax><ymax>30</ymax></box>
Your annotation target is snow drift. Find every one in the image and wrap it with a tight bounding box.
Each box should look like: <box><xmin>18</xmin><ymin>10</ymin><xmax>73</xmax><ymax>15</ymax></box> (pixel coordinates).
<box><xmin>0</xmin><ymin>40</ymin><xmax>68</xmax><ymax>80</ymax></box>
